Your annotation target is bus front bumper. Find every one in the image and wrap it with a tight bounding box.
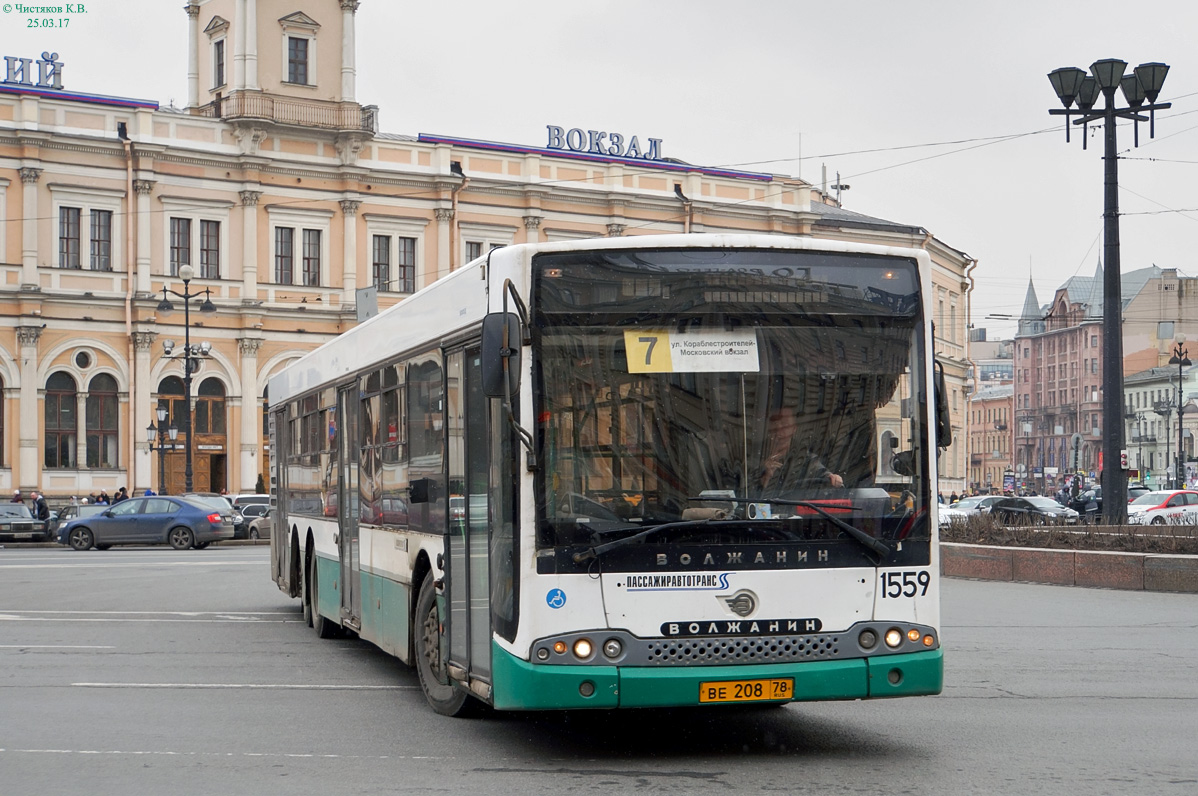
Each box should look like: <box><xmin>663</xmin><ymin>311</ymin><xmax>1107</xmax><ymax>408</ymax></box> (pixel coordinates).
<box><xmin>489</xmin><ymin>642</ymin><xmax>943</xmax><ymax>711</ymax></box>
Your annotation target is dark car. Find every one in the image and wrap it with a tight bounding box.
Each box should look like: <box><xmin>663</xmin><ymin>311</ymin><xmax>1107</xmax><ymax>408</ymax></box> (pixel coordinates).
<box><xmin>1067</xmin><ymin>488</ymin><xmax>1101</xmax><ymax>523</ymax></box>
<box><xmin>991</xmin><ymin>496</ymin><xmax>1080</xmax><ymax>526</ymax></box>
<box><xmin>64</xmin><ymin>496</ymin><xmax>234</xmax><ymax>551</ymax></box>
<box><xmin>0</xmin><ymin>503</ymin><xmax>51</xmax><ymax>543</ymax></box>
<box><xmin>1127</xmin><ymin>482</ymin><xmax>1151</xmax><ymax>502</ymax></box>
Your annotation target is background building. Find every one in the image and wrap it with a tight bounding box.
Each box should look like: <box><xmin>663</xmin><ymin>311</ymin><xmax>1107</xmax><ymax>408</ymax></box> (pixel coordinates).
<box><xmin>0</xmin><ymin>1</ymin><xmax>973</xmax><ymax>499</ymax></box>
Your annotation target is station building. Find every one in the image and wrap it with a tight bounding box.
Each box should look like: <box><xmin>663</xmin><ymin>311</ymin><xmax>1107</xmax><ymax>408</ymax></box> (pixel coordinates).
<box><xmin>0</xmin><ymin>0</ymin><xmax>973</xmax><ymax>499</ymax></box>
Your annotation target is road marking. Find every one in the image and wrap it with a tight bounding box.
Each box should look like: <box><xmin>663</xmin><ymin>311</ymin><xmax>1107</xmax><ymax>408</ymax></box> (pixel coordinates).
<box><xmin>0</xmin><ymin>616</ymin><xmax>300</xmax><ymax>623</ymax></box>
<box><xmin>73</xmin><ymin>682</ymin><xmax>418</xmax><ymax>690</ymax></box>
<box><xmin>0</xmin><ymin>748</ymin><xmax>448</xmax><ymax>760</ymax></box>
<box><xmin>0</xmin><ymin>645</ymin><xmax>115</xmax><ymax>649</ymax></box>
<box><xmin>4</xmin><ymin>610</ymin><xmax>294</xmax><ymax>616</ymax></box>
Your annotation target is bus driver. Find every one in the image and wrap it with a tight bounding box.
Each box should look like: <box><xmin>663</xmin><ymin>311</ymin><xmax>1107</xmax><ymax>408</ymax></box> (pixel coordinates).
<box><xmin>758</xmin><ymin>409</ymin><xmax>843</xmax><ymax>494</ymax></box>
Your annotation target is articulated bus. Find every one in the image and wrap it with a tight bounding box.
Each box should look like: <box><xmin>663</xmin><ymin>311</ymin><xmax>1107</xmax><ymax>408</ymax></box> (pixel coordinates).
<box><xmin>268</xmin><ymin>234</ymin><xmax>950</xmax><ymax>716</ymax></box>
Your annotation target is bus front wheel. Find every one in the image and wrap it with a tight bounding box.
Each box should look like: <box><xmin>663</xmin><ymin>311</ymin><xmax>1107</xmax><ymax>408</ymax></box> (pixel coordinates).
<box><xmin>414</xmin><ymin>576</ymin><xmax>474</xmax><ymax>717</ymax></box>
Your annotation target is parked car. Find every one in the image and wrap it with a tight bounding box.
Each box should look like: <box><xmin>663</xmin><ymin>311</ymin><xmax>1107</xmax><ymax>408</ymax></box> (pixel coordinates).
<box><xmin>1126</xmin><ymin>490</ymin><xmax>1198</xmax><ymax>525</ymax></box>
<box><xmin>938</xmin><ymin>495</ymin><xmax>1003</xmax><ymax>527</ymax></box>
<box><xmin>231</xmin><ymin>493</ymin><xmax>269</xmax><ymax>510</ymax></box>
<box><xmin>0</xmin><ymin>503</ymin><xmax>51</xmax><ymax>543</ymax></box>
<box><xmin>990</xmin><ymin>496</ymin><xmax>1080</xmax><ymax>525</ymax></box>
<box><xmin>246</xmin><ymin>506</ymin><xmax>272</xmax><ymax>540</ymax></box>
<box><xmin>1067</xmin><ymin>488</ymin><xmax>1102</xmax><ymax>523</ymax></box>
<box><xmin>183</xmin><ymin>493</ymin><xmax>246</xmax><ymax>539</ymax></box>
<box><xmin>55</xmin><ymin>505</ymin><xmax>107</xmax><ymax>544</ymax></box>
<box><xmin>63</xmin><ymin>495</ymin><xmax>234</xmax><ymax>551</ymax></box>
<box><xmin>1127</xmin><ymin>482</ymin><xmax>1152</xmax><ymax>502</ymax></box>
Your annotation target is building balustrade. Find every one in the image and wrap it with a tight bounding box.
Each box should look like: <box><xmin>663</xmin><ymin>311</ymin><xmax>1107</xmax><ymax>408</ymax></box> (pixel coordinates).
<box><xmin>195</xmin><ymin>91</ymin><xmax>378</xmax><ymax>133</ymax></box>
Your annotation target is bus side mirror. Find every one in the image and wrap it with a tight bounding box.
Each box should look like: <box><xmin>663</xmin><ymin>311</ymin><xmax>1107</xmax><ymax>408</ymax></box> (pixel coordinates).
<box><xmin>481</xmin><ymin>312</ymin><xmax>522</xmax><ymax>398</ymax></box>
<box><xmin>934</xmin><ymin>360</ymin><xmax>952</xmax><ymax>449</ymax></box>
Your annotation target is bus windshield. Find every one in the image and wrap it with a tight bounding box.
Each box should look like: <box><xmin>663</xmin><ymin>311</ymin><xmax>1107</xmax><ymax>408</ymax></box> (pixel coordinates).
<box><xmin>531</xmin><ymin>247</ymin><xmax>931</xmax><ymax>560</ymax></box>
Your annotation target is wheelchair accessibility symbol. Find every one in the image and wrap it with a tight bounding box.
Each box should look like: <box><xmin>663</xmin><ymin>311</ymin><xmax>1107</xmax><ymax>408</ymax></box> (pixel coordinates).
<box><xmin>546</xmin><ymin>588</ymin><xmax>567</xmax><ymax>609</ymax></box>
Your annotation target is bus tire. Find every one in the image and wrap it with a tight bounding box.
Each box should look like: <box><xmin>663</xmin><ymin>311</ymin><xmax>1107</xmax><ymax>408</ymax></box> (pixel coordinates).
<box><xmin>302</xmin><ymin>546</ymin><xmax>313</xmax><ymax>627</ymax></box>
<box><xmin>309</xmin><ymin>552</ymin><xmax>338</xmax><ymax>639</ymax></box>
<box><xmin>414</xmin><ymin>575</ymin><xmax>473</xmax><ymax>717</ymax></box>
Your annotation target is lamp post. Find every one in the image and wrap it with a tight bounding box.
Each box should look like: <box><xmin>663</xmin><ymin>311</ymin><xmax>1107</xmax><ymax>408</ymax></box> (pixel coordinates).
<box><xmin>157</xmin><ymin>263</ymin><xmax>216</xmax><ymax>494</ymax></box>
<box><xmin>1170</xmin><ymin>339</ymin><xmax>1191</xmax><ymax>488</ymax></box>
<box><xmin>1048</xmin><ymin>59</ymin><xmax>1171</xmax><ymax>524</ymax></box>
<box><xmin>146</xmin><ymin>405</ymin><xmax>179</xmax><ymax>495</ymax></box>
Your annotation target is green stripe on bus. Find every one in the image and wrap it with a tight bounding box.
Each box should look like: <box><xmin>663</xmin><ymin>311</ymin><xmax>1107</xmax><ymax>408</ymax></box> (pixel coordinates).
<box><xmin>490</xmin><ymin>643</ymin><xmax>943</xmax><ymax>710</ymax></box>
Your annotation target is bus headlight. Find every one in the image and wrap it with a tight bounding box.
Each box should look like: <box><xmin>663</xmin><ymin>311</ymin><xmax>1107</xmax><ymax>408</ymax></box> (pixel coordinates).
<box><xmin>884</xmin><ymin>628</ymin><xmax>904</xmax><ymax>648</ymax></box>
<box><xmin>573</xmin><ymin>638</ymin><xmax>593</xmax><ymax>659</ymax></box>
<box><xmin>858</xmin><ymin>629</ymin><xmax>878</xmax><ymax>650</ymax></box>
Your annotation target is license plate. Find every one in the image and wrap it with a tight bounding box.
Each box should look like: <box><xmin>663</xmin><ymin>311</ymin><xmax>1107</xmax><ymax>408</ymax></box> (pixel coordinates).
<box><xmin>14</xmin><ymin>533</ymin><xmax>32</xmax><ymax>539</ymax></box>
<box><xmin>699</xmin><ymin>677</ymin><xmax>794</xmax><ymax>704</ymax></box>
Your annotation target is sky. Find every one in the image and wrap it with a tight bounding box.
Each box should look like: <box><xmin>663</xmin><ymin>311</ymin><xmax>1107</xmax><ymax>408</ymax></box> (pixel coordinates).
<box><xmin>8</xmin><ymin>0</ymin><xmax>1198</xmax><ymax>339</ymax></box>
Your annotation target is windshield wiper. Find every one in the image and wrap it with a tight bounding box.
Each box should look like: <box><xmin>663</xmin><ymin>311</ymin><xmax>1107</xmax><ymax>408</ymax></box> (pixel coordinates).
<box><xmin>572</xmin><ymin>519</ymin><xmax>713</xmax><ymax>563</ymax></box>
<box><xmin>692</xmin><ymin>496</ymin><xmax>891</xmax><ymax>559</ymax></box>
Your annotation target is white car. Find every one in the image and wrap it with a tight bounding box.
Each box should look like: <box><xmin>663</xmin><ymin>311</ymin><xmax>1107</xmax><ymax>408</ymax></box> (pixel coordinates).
<box><xmin>938</xmin><ymin>495</ymin><xmax>1002</xmax><ymax>526</ymax></box>
<box><xmin>1126</xmin><ymin>490</ymin><xmax>1198</xmax><ymax>525</ymax></box>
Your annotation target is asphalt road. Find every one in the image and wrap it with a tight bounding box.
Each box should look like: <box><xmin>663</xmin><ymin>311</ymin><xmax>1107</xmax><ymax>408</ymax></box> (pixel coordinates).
<box><xmin>2</xmin><ymin>545</ymin><xmax>1197</xmax><ymax>795</ymax></box>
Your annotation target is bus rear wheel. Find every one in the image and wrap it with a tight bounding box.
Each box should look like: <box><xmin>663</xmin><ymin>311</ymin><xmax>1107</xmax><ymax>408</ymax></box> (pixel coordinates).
<box><xmin>414</xmin><ymin>576</ymin><xmax>474</xmax><ymax>717</ymax></box>
<box><xmin>308</xmin><ymin>552</ymin><xmax>338</xmax><ymax>639</ymax></box>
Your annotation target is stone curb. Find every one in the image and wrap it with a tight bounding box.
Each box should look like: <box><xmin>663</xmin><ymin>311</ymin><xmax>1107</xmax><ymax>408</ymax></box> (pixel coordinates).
<box><xmin>942</xmin><ymin>543</ymin><xmax>1198</xmax><ymax>593</ymax></box>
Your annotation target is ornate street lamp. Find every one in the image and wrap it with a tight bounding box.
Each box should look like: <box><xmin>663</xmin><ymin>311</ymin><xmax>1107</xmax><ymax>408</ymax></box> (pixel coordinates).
<box><xmin>146</xmin><ymin>405</ymin><xmax>179</xmax><ymax>495</ymax></box>
<box><xmin>157</xmin><ymin>263</ymin><xmax>216</xmax><ymax>493</ymax></box>
<box><xmin>1169</xmin><ymin>339</ymin><xmax>1191</xmax><ymax>488</ymax></box>
<box><xmin>1048</xmin><ymin>59</ymin><xmax>1171</xmax><ymax>523</ymax></box>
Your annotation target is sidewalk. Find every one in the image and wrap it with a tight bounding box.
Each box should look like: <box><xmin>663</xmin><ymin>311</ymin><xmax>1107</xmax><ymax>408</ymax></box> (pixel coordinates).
<box><xmin>942</xmin><ymin>542</ymin><xmax>1198</xmax><ymax>593</ymax></box>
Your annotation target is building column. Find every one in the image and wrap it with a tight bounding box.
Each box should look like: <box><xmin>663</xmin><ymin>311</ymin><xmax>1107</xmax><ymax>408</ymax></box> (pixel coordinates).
<box><xmin>133</xmin><ymin>332</ymin><xmax>156</xmax><ymax>493</ymax></box>
<box><xmin>435</xmin><ymin>208</ymin><xmax>453</xmax><ymax>289</ymax></box>
<box><xmin>340</xmin><ymin>199</ymin><xmax>360</xmax><ymax>302</ymax></box>
<box><xmin>74</xmin><ymin>390</ymin><xmax>87</xmax><ymax>474</ymax></box>
<box><xmin>240</xmin><ymin>190</ymin><xmax>261</xmax><ymax>300</ymax></box>
<box><xmin>523</xmin><ymin>215</ymin><xmax>542</xmax><ymax>244</ymax></box>
<box><xmin>16</xmin><ymin>326</ymin><xmax>42</xmax><ymax>490</ymax></box>
<box><xmin>238</xmin><ymin>338</ymin><xmax>262</xmax><ymax>492</ymax></box>
<box><xmin>185</xmin><ymin>2</ymin><xmax>200</xmax><ymax>108</ymax></box>
<box><xmin>340</xmin><ymin>1</ymin><xmax>359</xmax><ymax>101</ymax></box>
<box><xmin>134</xmin><ymin>180</ymin><xmax>154</xmax><ymax>294</ymax></box>
<box><xmin>245</xmin><ymin>0</ymin><xmax>259</xmax><ymax>89</ymax></box>
<box><xmin>20</xmin><ymin>167</ymin><xmax>40</xmax><ymax>287</ymax></box>
<box><xmin>233</xmin><ymin>0</ymin><xmax>247</xmax><ymax>90</ymax></box>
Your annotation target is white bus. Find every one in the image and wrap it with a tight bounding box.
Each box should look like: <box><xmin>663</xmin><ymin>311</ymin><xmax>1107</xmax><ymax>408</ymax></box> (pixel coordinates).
<box><xmin>268</xmin><ymin>234</ymin><xmax>950</xmax><ymax>715</ymax></box>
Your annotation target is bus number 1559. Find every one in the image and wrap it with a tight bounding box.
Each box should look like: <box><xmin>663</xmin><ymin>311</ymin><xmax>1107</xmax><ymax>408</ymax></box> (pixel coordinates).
<box><xmin>881</xmin><ymin>571</ymin><xmax>931</xmax><ymax>598</ymax></box>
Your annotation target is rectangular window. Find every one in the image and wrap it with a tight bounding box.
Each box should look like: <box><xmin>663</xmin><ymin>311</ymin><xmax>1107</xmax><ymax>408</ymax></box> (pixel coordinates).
<box><xmin>59</xmin><ymin>207</ymin><xmax>81</xmax><ymax>269</ymax></box>
<box><xmin>466</xmin><ymin>241</ymin><xmax>482</xmax><ymax>263</ymax></box>
<box><xmin>200</xmin><ymin>220</ymin><xmax>220</xmax><ymax>279</ymax></box>
<box><xmin>85</xmin><ymin>394</ymin><xmax>119</xmax><ymax>468</ymax></box>
<box><xmin>287</xmin><ymin>36</ymin><xmax>308</xmax><ymax>85</ymax></box>
<box><xmin>89</xmin><ymin>209</ymin><xmax>112</xmax><ymax>271</ymax></box>
<box><xmin>302</xmin><ymin>229</ymin><xmax>321</xmax><ymax>286</ymax></box>
<box><xmin>397</xmin><ymin>236</ymin><xmax>415</xmax><ymax>293</ymax></box>
<box><xmin>372</xmin><ymin>235</ymin><xmax>390</xmax><ymax>291</ymax></box>
<box><xmin>275</xmin><ymin>227</ymin><xmax>294</xmax><ymax>284</ymax></box>
<box><xmin>170</xmin><ymin>218</ymin><xmax>191</xmax><ymax>276</ymax></box>
<box><xmin>213</xmin><ymin>39</ymin><xmax>226</xmax><ymax>87</ymax></box>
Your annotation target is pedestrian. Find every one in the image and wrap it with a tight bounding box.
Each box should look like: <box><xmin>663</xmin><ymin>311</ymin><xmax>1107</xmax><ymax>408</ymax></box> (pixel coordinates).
<box><xmin>31</xmin><ymin>490</ymin><xmax>49</xmax><ymax>522</ymax></box>
<box><xmin>112</xmin><ymin>487</ymin><xmax>128</xmax><ymax>504</ymax></box>
<box><xmin>949</xmin><ymin>491</ymin><xmax>959</xmax><ymax>504</ymax></box>
<box><xmin>143</xmin><ymin>487</ymin><xmax>156</xmax><ymax>497</ymax></box>
<box><xmin>11</xmin><ymin>489</ymin><xmax>23</xmax><ymax>504</ymax></box>
<box><xmin>97</xmin><ymin>491</ymin><xmax>109</xmax><ymax>505</ymax></box>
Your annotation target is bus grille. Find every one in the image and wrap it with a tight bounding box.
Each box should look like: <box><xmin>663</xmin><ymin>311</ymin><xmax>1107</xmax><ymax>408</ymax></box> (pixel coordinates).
<box><xmin>642</xmin><ymin>635</ymin><xmax>840</xmax><ymax>666</ymax></box>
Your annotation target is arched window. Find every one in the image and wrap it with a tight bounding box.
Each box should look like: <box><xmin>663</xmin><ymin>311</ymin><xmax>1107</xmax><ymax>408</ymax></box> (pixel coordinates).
<box><xmin>157</xmin><ymin>376</ymin><xmax>186</xmax><ymax>432</ymax></box>
<box><xmin>195</xmin><ymin>378</ymin><xmax>226</xmax><ymax>434</ymax></box>
<box><xmin>45</xmin><ymin>371</ymin><xmax>78</xmax><ymax>468</ymax></box>
<box><xmin>86</xmin><ymin>373</ymin><xmax>119</xmax><ymax>468</ymax></box>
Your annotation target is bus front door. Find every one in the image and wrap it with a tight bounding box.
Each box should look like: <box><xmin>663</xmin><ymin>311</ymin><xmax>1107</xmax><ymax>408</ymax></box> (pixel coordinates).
<box><xmin>445</xmin><ymin>348</ymin><xmax>493</xmax><ymax>691</ymax></box>
<box><xmin>338</xmin><ymin>385</ymin><xmax>361</xmax><ymax>628</ymax></box>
